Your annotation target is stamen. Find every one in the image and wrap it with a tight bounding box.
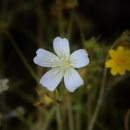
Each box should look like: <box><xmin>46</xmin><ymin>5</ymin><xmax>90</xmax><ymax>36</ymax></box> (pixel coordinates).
<box><xmin>53</xmin><ymin>71</ymin><xmax>57</xmax><ymax>74</ymax></box>
<box><xmin>50</xmin><ymin>59</ymin><xmax>54</xmax><ymax>62</ymax></box>
<box><xmin>66</xmin><ymin>72</ymin><xmax>69</xmax><ymax>76</ymax></box>
<box><xmin>61</xmin><ymin>58</ymin><xmax>64</xmax><ymax>61</ymax></box>
<box><xmin>66</xmin><ymin>57</ymin><xmax>69</xmax><ymax>60</ymax></box>
<box><xmin>56</xmin><ymin>57</ymin><xmax>58</xmax><ymax>60</ymax></box>
<box><xmin>59</xmin><ymin>57</ymin><xmax>71</xmax><ymax>69</ymax></box>
<box><xmin>52</xmin><ymin>66</ymin><xmax>56</xmax><ymax>68</ymax></box>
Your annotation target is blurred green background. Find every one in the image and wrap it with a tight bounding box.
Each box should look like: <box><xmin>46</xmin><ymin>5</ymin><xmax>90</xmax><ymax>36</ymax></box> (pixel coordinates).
<box><xmin>0</xmin><ymin>0</ymin><xmax>130</xmax><ymax>130</ymax></box>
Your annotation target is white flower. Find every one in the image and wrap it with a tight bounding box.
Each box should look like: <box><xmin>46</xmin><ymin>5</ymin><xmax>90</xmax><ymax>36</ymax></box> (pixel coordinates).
<box><xmin>33</xmin><ymin>37</ymin><xmax>89</xmax><ymax>92</ymax></box>
<box><xmin>0</xmin><ymin>79</ymin><xmax>9</xmax><ymax>93</ymax></box>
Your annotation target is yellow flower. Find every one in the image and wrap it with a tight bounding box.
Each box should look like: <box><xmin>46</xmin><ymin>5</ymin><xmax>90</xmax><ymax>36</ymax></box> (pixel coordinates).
<box><xmin>105</xmin><ymin>46</ymin><xmax>130</xmax><ymax>76</ymax></box>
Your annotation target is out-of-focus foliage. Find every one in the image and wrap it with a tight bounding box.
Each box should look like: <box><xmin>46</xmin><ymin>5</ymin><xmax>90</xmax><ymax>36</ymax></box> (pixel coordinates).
<box><xmin>0</xmin><ymin>0</ymin><xmax>130</xmax><ymax>130</ymax></box>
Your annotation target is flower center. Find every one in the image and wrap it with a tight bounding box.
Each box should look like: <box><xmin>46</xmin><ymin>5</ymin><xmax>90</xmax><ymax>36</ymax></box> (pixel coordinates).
<box><xmin>115</xmin><ymin>56</ymin><xmax>125</xmax><ymax>66</ymax></box>
<box><xmin>60</xmin><ymin>57</ymin><xmax>71</xmax><ymax>68</ymax></box>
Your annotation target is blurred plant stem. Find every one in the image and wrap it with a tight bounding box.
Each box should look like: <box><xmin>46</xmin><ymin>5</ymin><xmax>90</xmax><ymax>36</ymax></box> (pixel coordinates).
<box><xmin>36</xmin><ymin>4</ymin><xmax>44</xmax><ymax>48</ymax></box>
<box><xmin>0</xmin><ymin>0</ymin><xmax>8</xmax><ymax>20</ymax></box>
<box><xmin>56</xmin><ymin>107</ymin><xmax>62</xmax><ymax>130</ymax></box>
<box><xmin>56</xmin><ymin>0</ymin><xmax>65</xmax><ymax>37</ymax></box>
<box><xmin>88</xmin><ymin>38</ymin><xmax>120</xmax><ymax>130</ymax></box>
<box><xmin>66</xmin><ymin>9</ymin><xmax>74</xmax><ymax>40</ymax></box>
<box><xmin>0</xmin><ymin>0</ymin><xmax>9</xmax><ymax>73</ymax></box>
<box><xmin>0</xmin><ymin>36</ymin><xmax>3</xmax><ymax>72</ymax></box>
<box><xmin>87</xmin><ymin>89</ymin><xmax>92</xmax><ymax>124</ymax></box>
<box><xmin>124</xmin><ymin>109</ymin><xmax>130</xmax><ymax>130</ymax></box>
<box><xmin>4</xmin><ymin>31</ymin><xmax>39</xmax><ymax>83</ymax></box>
<box><xmin>42</xmin><ymin>107</ymin><xmax>56</xmax><ymax>130</ymax></box>
<box><xmin>0</xmin><ymin>0</ymin><xmax>10</xmax><ymax>130</ymax></box>
<box><xmin>75</xmin><ymin>89</ymin><xmax>84</xmax><ymax>130</ymax></box>
<box><xmin>66</xmin><ymin>96</ymin><xmax>74</xmax><ymax>130</ymax></box>
<box><xmin>36</xmin><ymin>4</ymin><xmax>45</xmax><ymax>128</ymax></box>
<box><xmin>75</xmin><ymin>67</ymin><xmax>88</xmax><ymax>130</ymax></box>
<box><xmin>73</xmin><ymin>9</ymin><xmax>85</xmax><ymax>46</ymax></box>
<box><xmin>17</xmin><ymin>112</ymin><xmax>33</xmax><ymax>128</ymax></box>
<box><xmin>36</xmin><ymin>4</ymin><xmax>44</xmax><ymax>83</ymax></box>
<box><xmin>14</xmin><ymin>90</ymin><xmax>35</xmax><ymax>103</ymax></box>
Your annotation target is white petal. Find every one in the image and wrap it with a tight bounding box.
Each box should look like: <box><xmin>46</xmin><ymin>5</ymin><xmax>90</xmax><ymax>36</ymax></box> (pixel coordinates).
<box><xmin>53</xmin><ymin>37</ymin><xmax>70</xmax><ymax>58</ymax></box>
<box><xmin>64</xmin><ymin>68</ymin><xmax>83</xmax><ymax>92</ymax></box>
<box><xmin>0</xmin><ymin>79</ymin><xmax>9</xmax><ymax>92</ymax></box>
<box><xmin>70</xmin><ymin>49</ymin><xmax>89</xmax><ymax>68</ymax></box>
<box><xmin>40</xmin><ymin>67</ymin><xmax>64</xmax><ymax>91</ymax></box>
<box><xmin>33</xmin><ymin>48</ymin><xmax>61</xmax><ymax>67</ymax></box>
<box><xmin>0</xmin><ymin>79</ymin><xmax>9</xmax><ymax>86</ymax></box>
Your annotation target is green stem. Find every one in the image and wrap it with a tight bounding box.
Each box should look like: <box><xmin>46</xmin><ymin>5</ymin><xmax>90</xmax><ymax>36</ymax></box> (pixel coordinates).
<box><xmin>56</xmin><ymin>0</ymin><xmax>65</xmax><ymax>37</ymax></box>
<box><xmin>4</xmin><ymin>31</ymin><xmax>39</xmax><ymax>83</ymax></box>
<box><xmin>88</xmin><ymin>38</ymin><xmax>120</xmax><ymax>130</ymax></box>
<box><xmin>66</xmin><ymin>9</ymin><xmax>74</xmax><ymax>40</ymax></box>
<box><xmin>87</xmin><ymin>88</ymin><xmax>92</xmax><ymax>125</ymax></box>
<box><xmin>56</xmin><ymin>107</ymin><xmax>62</xmax><ymax>130</ymax></box>
<box><xmin>124</xmin><ymin>109</ymin><xmax>130</xmax><ymax>130</ymax></box>
<box><xmin>42</xmin><ymin>107</ymin><xmax>56</xmax><ymax>130</ymax></box>
<box><xmin>73</xmin><ymin>9</ymin><xmax>85</xmax><ymax>46</ymax></box>
<box><xmin>66</xmin><ymin>96</ymin><xmax>74</xmax><ymax>130</ymax></box>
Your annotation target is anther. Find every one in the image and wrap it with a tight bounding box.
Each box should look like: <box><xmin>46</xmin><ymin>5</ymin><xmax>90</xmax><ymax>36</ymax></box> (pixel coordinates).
<box><xmin>50</xmin><ymin>59</ymin><xmax>54</xmax><ymax>62</ymax></box>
